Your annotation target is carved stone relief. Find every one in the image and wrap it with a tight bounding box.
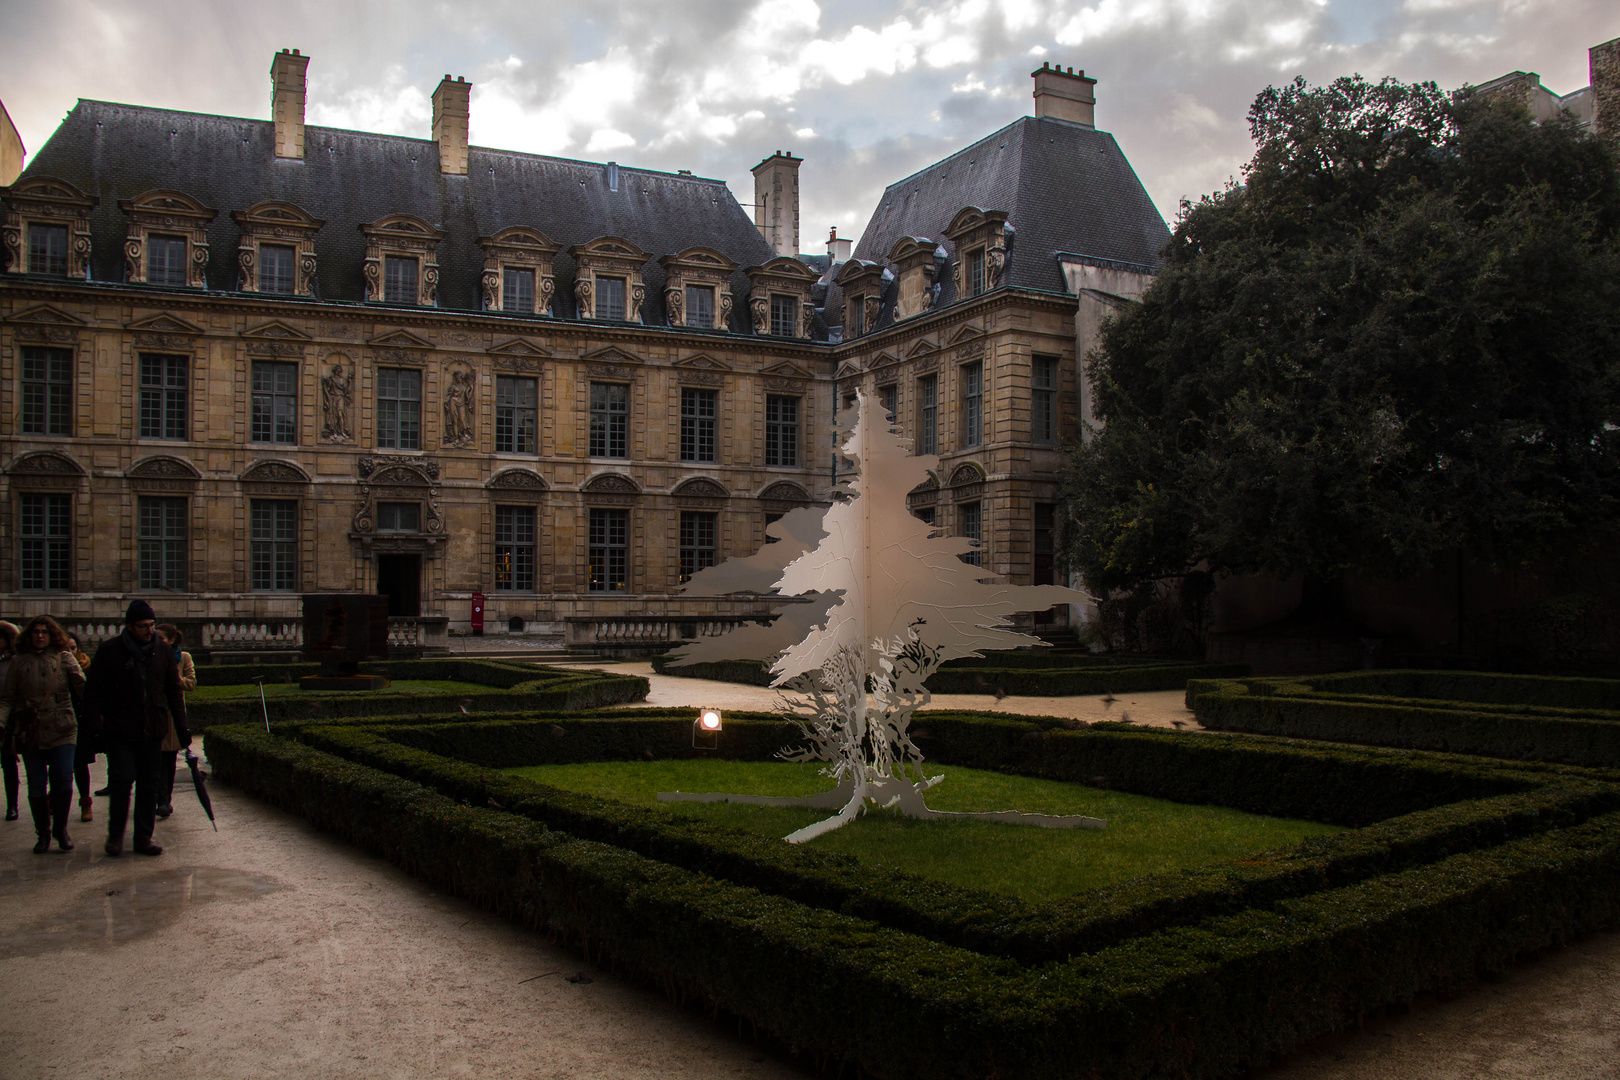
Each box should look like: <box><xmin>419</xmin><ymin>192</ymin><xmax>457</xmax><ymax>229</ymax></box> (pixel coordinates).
<box><xmin>321</xmin><ymin>362</ymin><xmax>353</xmax><ymax>442</ymax></box>
<box><xmin>442</xmin><ymin>365</ymin><xmax>476</xmax><ymax>448</ymax></box>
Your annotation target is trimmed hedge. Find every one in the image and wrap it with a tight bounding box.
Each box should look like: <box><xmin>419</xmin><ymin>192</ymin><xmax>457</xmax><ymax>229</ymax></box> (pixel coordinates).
<box><xmin>1188</xmin><ymin>675</ymin><xmax>1620</xmax><ymax>767</ymax></box>
<box><xmin>185</xmin><ymin>660</ymin><xmax>647</xmax><ymax>729</ymax></box>
<box><xmin>205</xmin><ymin>713</ymin><xmax>1620</xmax><ymax>1080</ymax></box>
<box><xmin>651</xmin><ymin>652</ymin><xmax>1249</xmax><ymax>694</ymax></box>
<box><xmin>1294</xmin><ymin>670</ymin><xmax>1620</xmax><ymax>711</ymax></box>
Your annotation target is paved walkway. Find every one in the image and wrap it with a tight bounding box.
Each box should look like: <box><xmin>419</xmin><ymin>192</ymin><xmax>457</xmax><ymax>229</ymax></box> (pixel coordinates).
<box><xmin>3</xmin><ymin>670</ymin><xmax>1616</xmax><ymax>1078</ymax></box>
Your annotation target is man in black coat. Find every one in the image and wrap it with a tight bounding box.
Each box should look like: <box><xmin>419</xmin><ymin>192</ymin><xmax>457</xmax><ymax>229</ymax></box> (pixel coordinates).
<box><xmin>83</xmin><ymin>599</ymin><xmax>190</xmax><ymax>856</ymax></box>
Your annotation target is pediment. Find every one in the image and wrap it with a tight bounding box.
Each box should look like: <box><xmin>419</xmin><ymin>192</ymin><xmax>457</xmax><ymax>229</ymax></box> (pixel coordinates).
<box><xmin>486</xmin><ymin>468</ymin><xmax>549</xmax><ymax>492</ymax></box>
<box><xmin>364</xmin><ymin>214</ymin><xmax>443</xmax><ymax>238</ymax></box>
<box><xmin>582</xmin><ymin>346</ymin><xmax>643</xmax><ymax>366</ymax></box>
<box><xmin>368</xmin><ymin>329</ymin><xmax>434</xmax><ymax>350</ymax></box>
<box><xmin>6</xmin><ymin>305</ymin><xmax>85</xmax><ymax>327</ymax></box>
<box><xmin>947</xmin><ymin>323</ymin><xmax>986</xmax><ymax>346</ymax></box>
<box><xmin>126</xmin><ymin>312</ymin><xmax>204</xmax><ymax>336</ymax></box>
<box><xmin>371</xmin><ymin>465</ymin><xmax>433</xmax><ymax>487</ymax></box>
<box><xmin>488</xmin><ymin>338</ymin><xmax>551</xmax><ymax>358</ymax></box>
<box><xmin>478</xmin><ymin>225</ymin><xmax>558</xmax><ymax>252</ymax></box>
<box><xmin>906</xmin><ymin>338</ymin><xmax>939</xmax><ymax>359</ymax></box>
<box><xmin>124</xmin><ymin>189</ymin><xmax>215</xmax><ymax>217</ymax></box>
<box><xmin>5</xmin><ymin>175</ymin><xmax>94</xmax><ymax>205</ymax></box>
<box><xmin>674</xmin><ymin>354</ymin><xmax>730</xmax><ymax>371</ymax></box>
<box><xmin>128</xmin><ymin>455</ymin><xmax>201</xmax><ymax>480</ymax></box>
<box><xmin>7</xmin><ymin>450</ymin><xmax>85</xmax><ymax>476</ymax></box>
<box><xmin>759</xmin><ymin>481</ymin><xmax>810</xmax><ymax>502</ymax></box>
<box><xmin>581</xmin><ymin>473</ymin><xmax>641</xmax><ymax>494</ymax></box>
<box><xmin>887</xmin><ymin>236</ymin><xmax>935</xmax><ymax>264</ymax></box>
<box><xmin>660</xmin><ymin>247</ymin><xmax>738</xmax><ymax>272</ymax></box>
<box><xmin>570</xmin><ymin>235</ymin><xmax>651</xmax><ymax>262</ymax></box>
<box><xmin>673</xmin><ymin>477</ymin><xmax>730</xmax><ymax>499</ymax></box>
<box><xmin>240</xmin><ymin>460</ymin><xmax>311</xmax><ymax>484</ymax></box>
<box><xmin>833</xmin><ymin>361</ymin><xmax>865</xmax><ymax>380</ymax></box>
<box><xmin>949</xmin><ymin>463</ymin><xmax>986</xmax><ymax>486</ymax></box>
<box><xmin>943</xmin><ymin>206</ymin><xmax>1009</xmax><ymax>241</ymax></box>
<box><xmin>747</xmin><ymin>256</ymin><xmax>819</xmax><ymax>283</ymax></box>
<box><xmin>871</xmin><ymin>351</ymin><xmax>902</xmax><ymax>370</ymax></box>
<box><xmin>761</xmin><ymin>361</ymin><xmax>809</xmax><ymax>379</ymax></box>
<box><xmin>835</xmin><ymin>259</ymin><xmax>884</xmax><ymax>286</ymax></box>
<box><xmin>233</xmin><ymin>200</ymin><xmax>324</xmax><ymax>230</ymax></box>
<box><xmin>242</xmin><ymin>320</ymin><xmax>311</xmax><ymax>341</ymax></box>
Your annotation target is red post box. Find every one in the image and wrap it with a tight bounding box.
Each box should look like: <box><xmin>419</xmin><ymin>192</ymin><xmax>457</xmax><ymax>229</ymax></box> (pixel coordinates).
<box><xmin>470</xmin><ymin>592</ymin><xmax>486</xmax><ymax>636</ymax></box>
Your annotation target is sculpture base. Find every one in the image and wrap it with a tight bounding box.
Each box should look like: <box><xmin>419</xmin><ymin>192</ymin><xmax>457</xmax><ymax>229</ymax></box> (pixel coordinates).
<box><xmin>299</xmin><ymin>674</ymin><xmax>390</xmax><ymax>692</ymax></box>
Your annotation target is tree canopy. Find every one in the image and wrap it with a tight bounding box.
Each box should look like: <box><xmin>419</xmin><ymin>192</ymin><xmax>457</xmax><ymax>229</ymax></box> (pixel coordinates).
<box><xmin>1065</xmin><ymin>75</ymin><xmax>1620</xmax><ymax>593</ymax></box>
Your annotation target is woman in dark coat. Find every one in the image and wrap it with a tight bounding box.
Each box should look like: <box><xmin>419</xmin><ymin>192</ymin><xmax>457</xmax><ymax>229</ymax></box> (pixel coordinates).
<box><xmin>0</xmin><ymin>615</ymin><xmax>86</xmax><ymax>853</ymax></box>
<box><xmin>0</xmin><ymin>620</ymin><xmax>21</xmax><ymax>822</ymax></box>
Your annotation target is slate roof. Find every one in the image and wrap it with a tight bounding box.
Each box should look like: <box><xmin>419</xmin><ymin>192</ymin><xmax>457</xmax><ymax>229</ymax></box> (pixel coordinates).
<box><xmin>17</xmin><ymin>100</ymin><xmax>777</xmax><ymax>327</ymax></box>
<box><xmin>838</xmin><ymin>115</ymin><xmax>1168</xmax><ymax>329</ymax></box>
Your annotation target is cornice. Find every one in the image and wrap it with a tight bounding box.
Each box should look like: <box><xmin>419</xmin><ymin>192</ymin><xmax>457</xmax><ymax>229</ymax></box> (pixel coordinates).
<box><xmin>831</xmin><ymin>286</ymin><xmax>1077</xmax><ymax>359</ymax></box>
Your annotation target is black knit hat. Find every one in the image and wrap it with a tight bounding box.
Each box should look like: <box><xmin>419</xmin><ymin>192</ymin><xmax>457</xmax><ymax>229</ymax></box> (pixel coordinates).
<box><xmin>125</xmin><ymin>599</ymin><xmax>157</xmax><ymax>624</ymax></box>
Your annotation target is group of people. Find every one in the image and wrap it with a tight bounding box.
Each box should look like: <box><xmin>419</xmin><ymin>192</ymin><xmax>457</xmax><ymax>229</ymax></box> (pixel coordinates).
<box><xmin>0</xmin><ymin>600</ymin><xmax>195</xmax><ymax>856</ymax></box>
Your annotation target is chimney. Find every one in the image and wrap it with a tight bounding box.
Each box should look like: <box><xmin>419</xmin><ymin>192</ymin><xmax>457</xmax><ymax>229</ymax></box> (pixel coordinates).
<box><xmin>432</xmin><ymin>75</ymin><xmax>471</xmax><ymax>176</ymax></box>
<box><xmin>271</xmin><ymin>49</ymin><xmax>309</xmax><ymax>159</ymax></box>
<box><xmin>826</xmin><ymin>227</ymin><xmax>851</xmax><ymax>264</ymax></box>
<box><xmin>1593</xmin><ymin>36</ymin><xmax>1620</xmax><ymax>149</ymax></box>
<box><xmin>751</xmin><ymin>151</ymin><xmax>801</xmax><ymax>258</ymax></box>
<box><xmin>1031</xmin><ymin>63</ymin><xmax>1097</xmax><ymax>127</ymax></box>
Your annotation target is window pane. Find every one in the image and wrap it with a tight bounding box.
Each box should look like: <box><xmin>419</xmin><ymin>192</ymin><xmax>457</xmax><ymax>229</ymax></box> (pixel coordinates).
<box><xmin>503</xmin><ymin>267</ymin><xmax>535</xmax><ymax>312</ymax></box>
<box><xmin>681</xmin><ymin>387</ymin><xmax>717</xmax><ymax>462</ymax></box>
<box><xmin>679</xmin><ymin>511</ymin><xmax>718</xmax><ymax>583</ymax></box>
<box><xmin>960</xmin><ymin>502</ymin><xmax>981</xmax><ymax>567</ymax></box>
<box><xmin>21</xmin><ymin>346</ymin><xmax>73</xmax><ymax>436</ymax></box>
<box><xmin>962</xmin><ymin>363</ymin><xmax>982</xmax><ymax>448</ymax></box>
<box><xmin>685</xmin><ymin>285</ymin><xmax>714</xmax><ymax>329</ymax></box>
<box><xmin>1033</xmin><ymin>502</ymin><xmax>1056</xmax><ymax>586</ymax></box>
<box><xmin>770</xmin><ymin>294</ymin><xmax>796</xmax><ymax>337</ymax></box>
<box><xmin>377</xmin><ymin>368</ymin><xmax>421</xmax><ymax>449</ymax></box>
<box><xmin>589</xmin><ymin>508</ymin><xmax>628</xmax><ymax>592</ymax></box>
<box><xmin>880</xmin><ymin>385</ymin><xmax>897</xmax><ymax>425</ymax></box>
<box><xmin>589</xmin><ymin>382</ymin><xmax>629</xmax><ymax>458</ymax></box>
<box><xmin>147</xmin><ymin>235</ymin><xmax>187</xmax><ymax>286</ymax></box>
<box><xmin>595</xmin><ymin>277</ymin><xmax>626</xmax><ymax>320</ymax></box>
<box><xmin>250</xmin><ymin>499</ymin><xmax>298</xmax><ymax>590</ymax></box>
<box><xmin>250</xmin><ymin>360</ymin><xmax>298</xmax><ymax>444</ymax></box>
<box><xmin>495</xmin><ymin>375</ymin><xmax>538</xmax><ymax>453</ymax></box>
<box><xmin>376</xmin><ymin>502</ymin><xmax>420</xmax><ymax>532</ymax></box>
<box><xmin>139</xmin><ymin>353</ymin><xmax>188</xmax><ymax>439</ymax></box>
<box><xmin>968</xmin><ymin>249</ymin><xmax>985</xmax><ymax>296</ymax></box>
<box><xmin>765</xmin><ymin>394</ymin><xmax>799</xmax><ymax>467</ymax></box>
<box><xmin>494</xmin><ymin>505</ymin><xmax>537</xmax><ymax>591</ymax></box>
<box><xmin>917</xmin><ymin>374</ymin><xmax>937</xmax><ymax>456</ymax></box>
<box><xmin>28</xmin><ymin>224</ymin><xmax>69</xmax><ymax>276</ymax></box>
<box><xmin>259</xmin><ymin>244</ymin><xmax>296</xmax><ymax>294</ymax></box>
<box><xmin>19</xmin><ymin>493</ymin><xmax>72</xmax><ymax>590</ymax></box>
<box><xmin>384</xmin><ymin>256</ymin><xmax>418</xmax><ymax>303</ymax></box>
<box><xmin>138</xmin><ymin>496</ymin><xmax>187</xmax><ymax>589</ymax></box>
<box><xmin>1033</xmin><ymin>356</ymin><xmax>1057</xmax><ymax>443</ymax></box>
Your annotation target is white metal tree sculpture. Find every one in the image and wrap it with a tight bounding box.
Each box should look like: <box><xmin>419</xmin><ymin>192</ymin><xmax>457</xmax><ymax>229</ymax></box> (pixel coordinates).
<box><xmin>661</xmin><ymin>389</ymin><xmax>1104</xmax><ymax>842</ymax></box>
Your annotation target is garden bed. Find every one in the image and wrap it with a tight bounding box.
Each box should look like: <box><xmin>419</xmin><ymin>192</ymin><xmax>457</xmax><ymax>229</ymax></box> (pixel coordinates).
<box><xmin>204</xmin><ymin>706</ymin><xmax>1620</xmax><ymax>1080</ymax></box>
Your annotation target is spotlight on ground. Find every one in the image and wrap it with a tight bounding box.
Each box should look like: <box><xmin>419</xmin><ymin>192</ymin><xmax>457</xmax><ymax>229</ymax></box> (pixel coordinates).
<box><xmin>693</xmin><ymin>708</ymin><xmax>722</xmax><ymax>749</ymax></box>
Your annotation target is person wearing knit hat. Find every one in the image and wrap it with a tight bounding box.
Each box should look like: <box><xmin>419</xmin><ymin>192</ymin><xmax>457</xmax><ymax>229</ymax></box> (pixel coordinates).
<box><xmin>80</xmin><ymin>599</ymin><xmax>191</xmax><ymax>856</ymax></box>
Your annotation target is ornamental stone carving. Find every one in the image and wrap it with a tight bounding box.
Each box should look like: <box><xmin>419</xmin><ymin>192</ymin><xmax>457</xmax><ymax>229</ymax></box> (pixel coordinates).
<box><xmin>750</xmin><ymin>296</ymin><xmax>769</xmax><ymax>334</ymax></box>
<box><xmin>664</xmin><ymin>286</ymin><xmax>683</xmax><ymax>325</ymax></box>
<box><xmin>359</xmin><ymin>214</ymin><xmax>445</xmax><ymax>305</ymax></box>
<box><xmin>574</xmin><ymin>277</ymin><xmax>593</xmax><ymax>320</ymax></box>
<box><xmin>7</xmin><ymin>451</ymin><xmax>86</xmax><ymax>490</ymax></box>
<box><xmin>567</xmin><ymin>236</ymin><xmax>651</xmax><ymax>323</ymax></box>
<box><xmin>232</xmin><ymin>201</ymin><xmax>324</xmax><ymax>295</ymax></box>
<box><xmin>2</xmin><ymin>176</ymin><xmax>97</xmax><ymax>279</ymax></box>
<box><xmin>673</xmin><ymin>478</ymin><xmax>729</xmax><ymax>499</ymax></box>
<box><xmin>442</xmin><ymin>365</ymin><xmax>476</xmax><ymax>448</ymax></box>
<box><xmin>117</xmin><ymin>190</ymin><xmax>217</xmax><ymax>287</ymax></box>
<box><xmin>476</xmin><ymin>226</ymin><xmax>558</xmax><ymax>314</ymax></box>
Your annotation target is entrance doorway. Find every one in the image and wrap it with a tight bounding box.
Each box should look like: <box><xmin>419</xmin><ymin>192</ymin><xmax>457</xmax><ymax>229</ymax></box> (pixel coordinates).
<box><xmin>376</xmin><ymin>554</ymin><xmax>422</xmax><ymax>616</ymax></box>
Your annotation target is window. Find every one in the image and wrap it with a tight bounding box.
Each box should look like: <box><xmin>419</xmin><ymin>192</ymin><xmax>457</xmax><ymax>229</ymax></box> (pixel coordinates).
<box><xmin>959</xmin><ymin>502</ymin><xmax>981</xmax><ymax>567</ymax></box>
<box><xmin>765</xmin><ymin>395</ymin><xmax>799</xmax><ymax>467</ymax></box>
<box><xmin>19</xmin><ymin>493</ymin><xmax>71</xmax><ymax>591</ymax></box>
<box><xmin>679</xmin><ymin>511</ymin><xmax>718</xmax><ymax>583</ymax></box>
<box><xmin>503</xmin><ymin>267</ymin><xmax>535</xmax><ymax>313</ymax></box>
<box><xmin>962</xmin><ymin>363</ymin><xmax>983</xmax><ymax>448</ymax></box>
<box><xmin>848</xmin><ymin>298</ymin><xmax>864</xmax><ymax>337</ymax></box>
<box><xmin>917</xmin><ymin>374</ymin><xmax>937</xmax><ymax>455</ymax></box>
<box><xmin>764</xmin><ymin>512</ymin><xmax>783</xmax><ymax>543</ymax></box>
<box><xmin>147</xmin><ymin>235</ymin><xmax>187</xmax><ymax>286</ymax></box>
<box><xmin>28</xmin><ymin>224</ymin><xmax>68</xmax><ymax>276</ymax></box>
<box><xmin>494</xmin><ymin>505</ymin><xmax>536</xmax><ymax>591</ymax></box>
<box><xmin>915</xmin><ymin>506</ymin><xmax>936</xmax><ymax>526</ymax></box>
<box><xmin>1033</xmin><ymin>503</ymin><xmax>1056</xmax><ymax>586</ymax></box>
<box><xmin>968</xmin><ymin>248</ymin><xmax>985</xmax><ymax>296</ymax></box>
<box><xmin>1033</xmin><ymin>356</ymin><xmax>1057</xmax><ymax>443</ymax></box>
<box><xmin>376</xmin><ymin>368</ymin><xmax>422</xmax><ymax>450</ymax></box>
<box><xmin>250</xmin><ymin>500</ymin><xmax>297</xmax><ymax>591</ymax></box>
<box><xmin>138</xmin><ymin>496</ymin><xmax>187</xmax><ymax>590</ymax></box>
<box><xmin>384</xmin><ymin>255</ymin><xmax>418</xmax><ymax>303</ymax></box>
<box><xmin>21</xmin><ymin>346</ymin><xmax>72</xmax><ymax>436</ymax></box>
<box><xmin>588</xmin><ymin>507</ymin><xmax>628</xmax><ymax>592</ymax></box>
<box><xmin>681</xmin><ymin>387</ymin><xmax>717</xmax><ymax>463</ymax></box>
<box><xmin>260</xmin><ymin>244</ymin><xmax>296</xmax><ymax>294</ymax></box>
<box><xmin>880</xmin><ymin>385</ymin><xmax>897</xmax><ymax>426</ymax></box>
<box><xmin>770</xmin><ymin>294</ymin><xmax>797</xmax><ymax>337</ymax></box>
<box><xmin>250</xmin><ymin>361</ymin><xmax>298</xmax><ymax>444</ymax></box>
<box><xmin>138</xmin><ymin>353</ymin><xmax>188</xmax><ymax>439</ymax></box>
<box><xmin>685</xmin><ymin>284</ymin><xmax>715</xmax><ymax>329</ymax></box>
<box><xmin>589</xmin><ymin>382</ymin><xmax>628</xmax><ymax>458</ymax></box>
<box><xmin>595</xmin><ymin>276</ymin><xmax>627</xmax><ymax>320</ymax></box>
<box><xmin>376</xmin><ymin>502</ymin><xmax>420</xmax><ymax>532</ymax></box>
<box><xmin>495</xmin><ymin>376</ymin><xmax>537</xmax><ymax>454</ymax></box>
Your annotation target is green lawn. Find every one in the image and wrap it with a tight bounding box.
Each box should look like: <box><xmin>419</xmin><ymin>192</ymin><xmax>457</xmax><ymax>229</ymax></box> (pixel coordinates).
<box><xmin>505</xmin><ymin>759</ymin><xmax>1342</xmax><ymax>902</ymax></box>
<box><xmin>188</xmin><ymin>679</ymin><xmax>494</xmax><ymax>702</ymax></box>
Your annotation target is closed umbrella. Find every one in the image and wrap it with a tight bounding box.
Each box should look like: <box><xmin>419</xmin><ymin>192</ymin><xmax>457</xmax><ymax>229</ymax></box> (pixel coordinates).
<box><xmin>183</xmin><ymin>749</ymin><xmax>217</xmax><ymax>831</ymax></box>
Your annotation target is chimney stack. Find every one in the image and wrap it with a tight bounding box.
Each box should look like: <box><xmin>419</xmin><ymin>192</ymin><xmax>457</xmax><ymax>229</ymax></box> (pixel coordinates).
<box><xmin>271</xmin><ymin>49</ymin><xmax>309</xmax><ymax>159</ymax></box>
<box><xmin>826</xmin><ymin>227</ymin><xmax>851</xmax><ymax>264</ymax></box>
<box><xmin>1031</xmin><ymin>63</ymin><xmax>1097</xmax><ymax>127</ymax></box>
<box><xmin>1593</xmin><ymin>36</ymin><xmax>1620</xmax><ymax>149</ymax></box>
<box><xmin>751</xmin><ymin>151</ymin><xmax>801</xmax><ymax>258</ymax></box>
<box><xmin>433</xmin><ymin>75</ymin><xmax>471</xmax><ymax>175</ymax></box>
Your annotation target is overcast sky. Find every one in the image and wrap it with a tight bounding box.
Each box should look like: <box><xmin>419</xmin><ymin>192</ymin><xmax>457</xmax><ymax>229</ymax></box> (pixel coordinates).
<box><xmin>3</xmin><ymin>1</ymin><xmax>1616</xmax><ymax>252</ymax></box>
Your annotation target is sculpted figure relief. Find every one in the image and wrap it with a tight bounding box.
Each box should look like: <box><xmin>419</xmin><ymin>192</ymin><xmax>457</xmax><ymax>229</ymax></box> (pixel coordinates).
<box><xmin>443</xmin><ymin>367</ymin><xmax>475</xmax><ymax>446</ymax></box>
<box><xmin>321</xmin><ymin>363</ymin><xmax>353</xmax><ymax>441</ymax></box>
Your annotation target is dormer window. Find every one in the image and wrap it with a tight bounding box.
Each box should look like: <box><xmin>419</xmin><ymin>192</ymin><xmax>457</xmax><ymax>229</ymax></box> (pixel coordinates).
<box><xmin>232</xmin><ymin>201</ymin><xmax>323</xmax><ymax>297</ymax></box>
<box><xmin>147</xmin><ymin>235</ymin><xmax>189</xmax><ymax>286</ymax></box>
<box><xmin>847</xmin><ymin>298</ymin><xmax>865</xmax><ymax>337</ymax></box>
<box><xmin>685</xmin><ymin>285</ymin><xmax>715</xmax><ymax>328</ymax></box>
<box><xmin>968</xmin><ymin>248</ymin><xmax>986</xmax><ymax>296</ymax></box>
<box><xmin>745</xmin><ymin>256</ymin><xmax>818</xmax><ymax>339</ymax></box>
<box><xmin>659</xmin><ymin>247</ymin><xmax>739</xmax><ymax>332</ymax></box>
<box><xmin>944</xmin><ymin>206</ymin><xmax>1011</xmax><ymax>305</ymax></box>
<box><xmin>384</xmin><ymin>256</ymin><xmax>419</xmax><ymax>304</ymax></box>
<box><xmin>28</xmin><ymin>225</ymin><xmax>68</xmax><ymax>276</ymax></box>
<box><xmin>770</xmin><ymin>294</ymin><xmax>797</xmax><ymax>337</ymax></box>
<box><xmin>360</xmin><ymin>214</ymin><xmax>444</xmax><ymax>306</ymax></box>
<box><xmin>569</xmin><ymin>236</ymin><xmax>649</xmax><ymax>323</ymax></box>
<box><xmin>596</xmin><ymin>275</ymin><xmax>627</xmax><ymax>320</ymax></box>
<box><xmin>835</xmin><ymin>258</ymin><xmax>885</xmax><ymax>339</ymax></box>
<box><xmin>478</xmin><ymin>226</ymin><xmax>559</xmax><ymax>315</ymax></box>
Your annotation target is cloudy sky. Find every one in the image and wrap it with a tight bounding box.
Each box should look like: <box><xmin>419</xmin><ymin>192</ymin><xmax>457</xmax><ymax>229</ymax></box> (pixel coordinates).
<box><xmin>2</xmin><ymin>1</ymin><xmax>1615</xmax><ymax>250</ymax></box>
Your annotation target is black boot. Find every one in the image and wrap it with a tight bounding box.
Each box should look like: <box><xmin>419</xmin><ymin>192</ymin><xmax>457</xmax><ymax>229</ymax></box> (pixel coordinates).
<box><xmin>50</xmin><ymin>786</ymin><xmax>74</xmax><ymax>851</ymax></box>
<box><xmin>4</xmin><ymin>762</ymin><xmax>17</xmax><ymax>821</ymax></box>
<box><xmin>105</xmin><ymin>789</ymin><xmax>130</xmax><ymax>857</ymax></box>
<box><xmin>29</xmin><ymin>796</ymin><xmax>51</xmax><ymax>854</ymax></box>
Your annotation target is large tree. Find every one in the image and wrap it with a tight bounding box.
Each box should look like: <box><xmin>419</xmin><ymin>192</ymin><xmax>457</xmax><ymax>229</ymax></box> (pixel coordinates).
<box><xmin>1066</xmin><ymin>75</ymin><xmax>1620</xmax><ymax>594</ymax></box>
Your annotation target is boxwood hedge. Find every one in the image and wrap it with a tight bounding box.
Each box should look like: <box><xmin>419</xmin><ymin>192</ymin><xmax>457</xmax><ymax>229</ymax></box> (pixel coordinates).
<box><xmin>1187</xmin><ymin>672</ymin><xmax>1620</xmax><ymax>767</ymax></box>
<box><xmin>206</xmin><ymin>706</ymin><xmax>1620</xmax><ymax>1079</ymax></box>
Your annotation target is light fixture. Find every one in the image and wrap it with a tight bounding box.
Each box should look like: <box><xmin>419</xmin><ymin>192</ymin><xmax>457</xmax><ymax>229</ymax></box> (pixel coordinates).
<box><xmin>693</xmin><ymin>708</ymin><xmax>722</xmax><ymax>749</ymax></box>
